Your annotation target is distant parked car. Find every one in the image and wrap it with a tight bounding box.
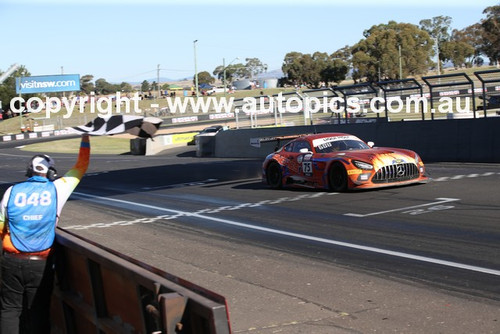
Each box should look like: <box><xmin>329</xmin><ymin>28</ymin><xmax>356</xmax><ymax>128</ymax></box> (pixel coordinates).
<box><xmin>188</xmin><ymin>125</ymin><xmax>224</xmax><ymax>145</ymax></box>
<box><xmin>477</xmin><ymin>94</ymin><xmax>500</xmax><ymax>114</ymax></box>
<box><xmin>198</xmin><ymin>125</ymin><xmax>224</xmax><ymax>135</ymax></box>
<box><xmin>207</xmin><ymin>87</ymin><xmax>228</xmax><ymax>95</ymax></box>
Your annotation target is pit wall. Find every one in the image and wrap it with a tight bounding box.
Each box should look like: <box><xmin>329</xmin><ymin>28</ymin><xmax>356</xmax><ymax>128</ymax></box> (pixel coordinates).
<box><xmin>52</xmin><ymin>228</ymin><xmax>231</xmax><ymax>334</ymax></box>
<box><xmin>214</xmin><ymin>118</ymin><xmax>500</xmax><ymax>163</ymax></box>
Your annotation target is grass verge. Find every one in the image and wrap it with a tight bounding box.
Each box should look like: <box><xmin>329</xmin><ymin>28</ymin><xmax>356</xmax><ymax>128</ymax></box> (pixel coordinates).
<box><xmin>19</xmin><ymin>136</ymin><xmax>131</xmax><ymax>155</ymax></box>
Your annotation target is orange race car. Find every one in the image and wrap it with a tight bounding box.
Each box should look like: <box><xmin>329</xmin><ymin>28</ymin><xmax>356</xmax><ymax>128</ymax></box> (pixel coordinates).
<box><xmin>262</xmin><ymin>132</ymin><xmax>428</xmax><ymax>191</ymax></box>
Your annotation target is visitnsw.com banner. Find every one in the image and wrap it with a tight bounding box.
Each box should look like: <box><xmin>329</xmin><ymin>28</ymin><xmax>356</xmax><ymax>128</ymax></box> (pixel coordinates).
<box><xmin>16</xmin><ymin>74</ymin><xmax>81</xmax><ymax>94</ymax></box>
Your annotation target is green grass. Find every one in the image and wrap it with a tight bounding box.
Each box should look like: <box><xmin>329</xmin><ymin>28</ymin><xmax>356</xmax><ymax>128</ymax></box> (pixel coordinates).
<box><xmin>19</xmin><ymin>136</ymin><xmax>131</xmax><ymax>155</ymax></box>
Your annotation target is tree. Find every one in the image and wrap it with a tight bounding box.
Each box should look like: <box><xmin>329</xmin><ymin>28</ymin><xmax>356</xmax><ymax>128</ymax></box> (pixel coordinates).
<box><xmin>95</xmin><ymin>78</ymin><xmax>117</xmax><ymax>95</ymax></box>
<box><xmin>195</xmin><ymin>71</ymin><xmax>215</xmax><ymax>86</ymax></box>
<box><xmin>419</xmin><ymin>16</ymin><xmax>452</xmax><ymax>43</ymax></box>
<box><xmin>151</xmin><ymin>81</ymin><xmax>158</xmax><ymax>91</ymax></box>
<box><xmin>281</xmin><ymin>51</ymin><xmax>348</xmax><ymax>88</ymax></box>
<box><xmin>452</xmin><ymin>24</ymin><xmax>484</xmax><ymax>66</ymax></box>
<box><xmin>0</xmin><ymin>65</ymin><xmax>31</xmax><ymax>112</ymax></box>
<box><xmin>329</xmin><ymin>47</ymin><xmax>352</xmax><ymax>84</ymax></box>
<box><xmin>213</xmin><ymin>63</ymin><xmax>246</xmax><ymax>82</ymax></box>
<box><xmin>120</xmin><ymin>82</ymin><xmax>133</xmax><ymax>93</ymax></box>
<box><xmin>141</xmin><ymin>80</ymin><xmax>150</xmax><ymax>92</ymax></box>
<box><xmin>419</xmin><ymin>16</ymin><xmax>453</xmax><ymax>72</ymax></box>
<box><xmin>244</xmin><ymin>58</ymin><xmax>268</xmax><ymax>78</ymax></box>
<box><xmin>351</xmin><ymin>21</ymin><xmax>433</xmax><ymax>81</ymax></box>
<box><xmin>480</xmin><ymin>5</ymin><xmax>500</xmax><ymax>65</ymax></box>
<box><xmin>282</xmin><ymin>52</ymin><xmax>304</xmax><ymax>86</ymax></box>
<box><xmin>440</xmin><ymin>41</ymin><xmax>475</xmax><ymax>68</ymax></box>
<box><xmin>332</xmin><ymin>45</ymin><xmax>352</xmax><ymax>63</ymax></box>
<box><xmin>351</xmin><ymin>51</ymin><xmax>373</xmax><ymax>82</ymax></box>
<box><xmin>298</xmin><ymin>54</ymin><xmax>323</xmax><ymax>88</ymax></box>
<box><xmin>321</xmin><ymin>58</ymin><xmax>349</xmax><ymax>85</ymax></box>
<box><xmin>80</xmin><ymin>74</ymin><xmax>95</xmax><ymax>94</ymax></box>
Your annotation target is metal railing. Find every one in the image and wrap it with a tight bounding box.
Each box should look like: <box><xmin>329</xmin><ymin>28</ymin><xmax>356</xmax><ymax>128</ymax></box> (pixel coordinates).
<box><xmin>421</xmin><ymin>72</ymin><xmax>477</xmax><ymax>120</ymax></box>
<box><xmin>474</xmin><ymin>68</ymin><xmax>500</xmax><ymax>117</ymax></box>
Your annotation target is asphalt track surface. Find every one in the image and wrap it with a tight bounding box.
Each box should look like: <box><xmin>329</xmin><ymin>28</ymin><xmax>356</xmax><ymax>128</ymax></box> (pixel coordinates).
<box><xmin>1</xmin><ymin>140</ymin><xmax>499</xmax><ymax>333</ymax></box>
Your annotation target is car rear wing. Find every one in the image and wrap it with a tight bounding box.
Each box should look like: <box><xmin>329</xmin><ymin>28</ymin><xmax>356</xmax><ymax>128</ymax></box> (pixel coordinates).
<box><xmin>250</xmin><ymin>134</ymin><xmax>312</xmax><ymax>149</ymax></box>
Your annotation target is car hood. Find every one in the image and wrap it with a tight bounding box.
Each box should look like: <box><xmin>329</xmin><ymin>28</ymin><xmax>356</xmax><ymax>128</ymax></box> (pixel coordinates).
<box><xmin>322</xmin><ymin>147</ymin><xmax>417</xmax><ymax>166</ymax></box>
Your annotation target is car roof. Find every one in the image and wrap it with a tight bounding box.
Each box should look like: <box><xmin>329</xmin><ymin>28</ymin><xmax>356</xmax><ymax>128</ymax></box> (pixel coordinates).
<box><xmin>298</xmin><ymin>133</ymin><xmax>353</xmax><ymax>141</ymax></box>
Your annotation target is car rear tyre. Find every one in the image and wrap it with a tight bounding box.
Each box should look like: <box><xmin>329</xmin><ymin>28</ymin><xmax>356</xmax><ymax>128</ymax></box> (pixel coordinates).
<box><xmin>266</xmin><ymin>162</ymin><xmax>283</xmax><ymax>189</ymax></box>
<box><xmin>329</xmin><ymin>163</ymin><xmax>347</xmax><ymax>192</ymax></box>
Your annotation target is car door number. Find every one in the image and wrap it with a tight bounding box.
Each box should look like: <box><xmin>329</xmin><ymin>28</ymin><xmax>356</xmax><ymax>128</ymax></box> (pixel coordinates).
<box><xmin>302</xmin><ymin>161</ymin><xmax>313</xmax><ymax>174</ymax></box>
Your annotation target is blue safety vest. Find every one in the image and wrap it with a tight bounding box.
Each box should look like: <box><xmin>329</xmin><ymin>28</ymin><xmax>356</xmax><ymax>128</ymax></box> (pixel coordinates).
<box><xmin>6</xmin><ymin>176</ymin><xmax>58</xmax><ymax>252</ymax></box>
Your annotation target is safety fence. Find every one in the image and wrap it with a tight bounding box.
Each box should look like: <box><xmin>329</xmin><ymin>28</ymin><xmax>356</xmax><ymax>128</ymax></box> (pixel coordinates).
<box><xmin>163</xmin><ymin>68</ymin><xmax>500</xmax><ymax>129</ymax></box>
<box><xmin>231</xmin><ymin>68</ymin><xmax>499</xmax><ymax>128</ymax></box>
<box><xmin>52</xmin><ymin>228</ymin><xmax>231</xmax><ymax>334</ymax></box>
<box><xmin>2</xmin><ymin>69</ymin><xmax>499</xmax><ymax>138</ymax></box>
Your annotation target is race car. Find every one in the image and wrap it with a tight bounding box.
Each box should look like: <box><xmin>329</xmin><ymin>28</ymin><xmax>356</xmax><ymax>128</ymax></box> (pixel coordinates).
<box><xmin>262</xmin><ymin>132</ymin><xmax>428</xmax><ymax>191</ymax></box>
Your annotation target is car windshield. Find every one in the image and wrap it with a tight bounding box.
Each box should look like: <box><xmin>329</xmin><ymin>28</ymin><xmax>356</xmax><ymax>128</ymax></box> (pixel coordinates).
<box><xmin>313</xmin><ymin>137</ymin><xmax>370</xmax><ymax>153</ymax></box>
<box><xmin>201</xmin><ymin>126</ymin><xmax>222</xmax><ymax>133</ymax></box>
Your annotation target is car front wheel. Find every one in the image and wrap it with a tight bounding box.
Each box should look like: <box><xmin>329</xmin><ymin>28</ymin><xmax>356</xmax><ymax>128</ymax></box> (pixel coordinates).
<box><xmin>329</xmin><ymin>163</ymin><xmax>347</xmax><ymax>192</ymax></box>
<box><xmin>266</xmin><ymin>162</ymin><xmax>283</xmax><ymax>189</ymax></box>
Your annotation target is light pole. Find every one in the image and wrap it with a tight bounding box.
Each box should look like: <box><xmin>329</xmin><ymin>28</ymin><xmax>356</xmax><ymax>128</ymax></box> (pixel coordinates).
<box><xmin>398</xmin><ymin>44</ymin><xmax>403</xmax><ymax>80</ymax></box>
<box><xmin>157</xmin><ymin>64</ymin><xmax>160</xmax><ymax>100</ymax></box>
<box><xmin>193</xmin><ymin>40</ymin><xmax>199</xmax><ymax>97</ymax></box>
<box><xmin>223</xmin><ymin>57</ymin><xmax>239</xmax><ymax>97</ymax></box>
<box><xmin>434</xmin><ymin>37</ymin><xmax>441</xmax><ymax>75</ymax></box>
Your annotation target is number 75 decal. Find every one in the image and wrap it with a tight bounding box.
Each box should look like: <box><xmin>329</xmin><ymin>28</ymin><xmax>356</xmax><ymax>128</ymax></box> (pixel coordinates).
<box><xmin>302</xmin><ymin>161</ymin><xmax>313</xmax><ymax>175</ymax></box>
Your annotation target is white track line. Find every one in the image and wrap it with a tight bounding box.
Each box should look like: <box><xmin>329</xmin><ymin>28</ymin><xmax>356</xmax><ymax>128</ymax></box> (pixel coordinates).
<box><xmin>344</xmin><ymin>198</ymin><xmax>460</xmax><ymax>217</ymax></box>
<box><xmin>71</xmin><ymin>192</ymin><xmax>500</xmax><ymax>277</ymax></box>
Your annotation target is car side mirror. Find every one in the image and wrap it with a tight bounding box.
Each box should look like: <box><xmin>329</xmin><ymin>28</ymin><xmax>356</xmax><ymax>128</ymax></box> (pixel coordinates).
<box><xmin>367</xmin><ymin>141</ymin><xmax>375</xmax><ymax>148</ymax></box>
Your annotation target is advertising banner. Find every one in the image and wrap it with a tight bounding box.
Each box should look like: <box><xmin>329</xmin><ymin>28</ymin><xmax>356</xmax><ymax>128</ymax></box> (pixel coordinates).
<box><xmin>16</xmin><ymin>74</ymin><xmax>80</xmax><ymax>94</ymax></box>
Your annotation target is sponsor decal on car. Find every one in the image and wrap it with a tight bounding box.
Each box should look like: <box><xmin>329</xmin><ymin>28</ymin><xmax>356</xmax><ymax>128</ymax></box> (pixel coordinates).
<box><xmin>312</xmin><ymin>135</ymin><xmax>359</xmax><ymax>148</ymax></box>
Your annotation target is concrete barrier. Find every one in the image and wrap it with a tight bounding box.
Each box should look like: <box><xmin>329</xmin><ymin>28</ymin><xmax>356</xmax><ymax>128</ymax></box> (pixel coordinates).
<box><xmin>145</xmin><ymin>132</ymin><xmax>198</xmax><ymax>156</ymax></box>
<box><xmin>196</xmin><ymin>133</ymin><xmax>217</xmax><ymax>157</ymax></box>
<box><xmin>130</xmin><ymin>138</ymin><xmax>147</xmax><ymax>155</ymax></box>
<box><xmin>214</xmin><ymin>117</ymin><xmax>500</xmax><ymax>163</ymax></box>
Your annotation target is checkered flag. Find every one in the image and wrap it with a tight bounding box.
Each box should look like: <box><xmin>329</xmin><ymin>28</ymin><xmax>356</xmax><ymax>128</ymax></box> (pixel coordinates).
<box><xmin>69</xmin><ymin>115</ymin><xmax>162</xmax><ymax>138</ymax></box>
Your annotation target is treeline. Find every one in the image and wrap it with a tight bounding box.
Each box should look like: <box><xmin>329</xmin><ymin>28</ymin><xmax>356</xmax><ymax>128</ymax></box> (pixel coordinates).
<box><xmin>282</xmin><ymin>6</ymin><xmax>500</xmax><ymax>88</ymax></box>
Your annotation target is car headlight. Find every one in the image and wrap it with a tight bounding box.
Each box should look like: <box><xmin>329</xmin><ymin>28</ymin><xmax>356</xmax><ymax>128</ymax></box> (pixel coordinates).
<box><xmin>414</xmin><ymin>153</ymin><xmax>425</xmax><ymax>166</ymax></box>
<box><xmin>353</xmin><ymin>160</ymin><xmax>373</xmax><ymax>170</ymax></box>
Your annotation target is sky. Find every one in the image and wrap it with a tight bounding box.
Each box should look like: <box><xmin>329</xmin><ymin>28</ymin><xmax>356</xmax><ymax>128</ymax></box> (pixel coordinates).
<box><xmin>1</xmin><ymin>0</ymin><xmax>498</xmax><ymax>83</ymax></box>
